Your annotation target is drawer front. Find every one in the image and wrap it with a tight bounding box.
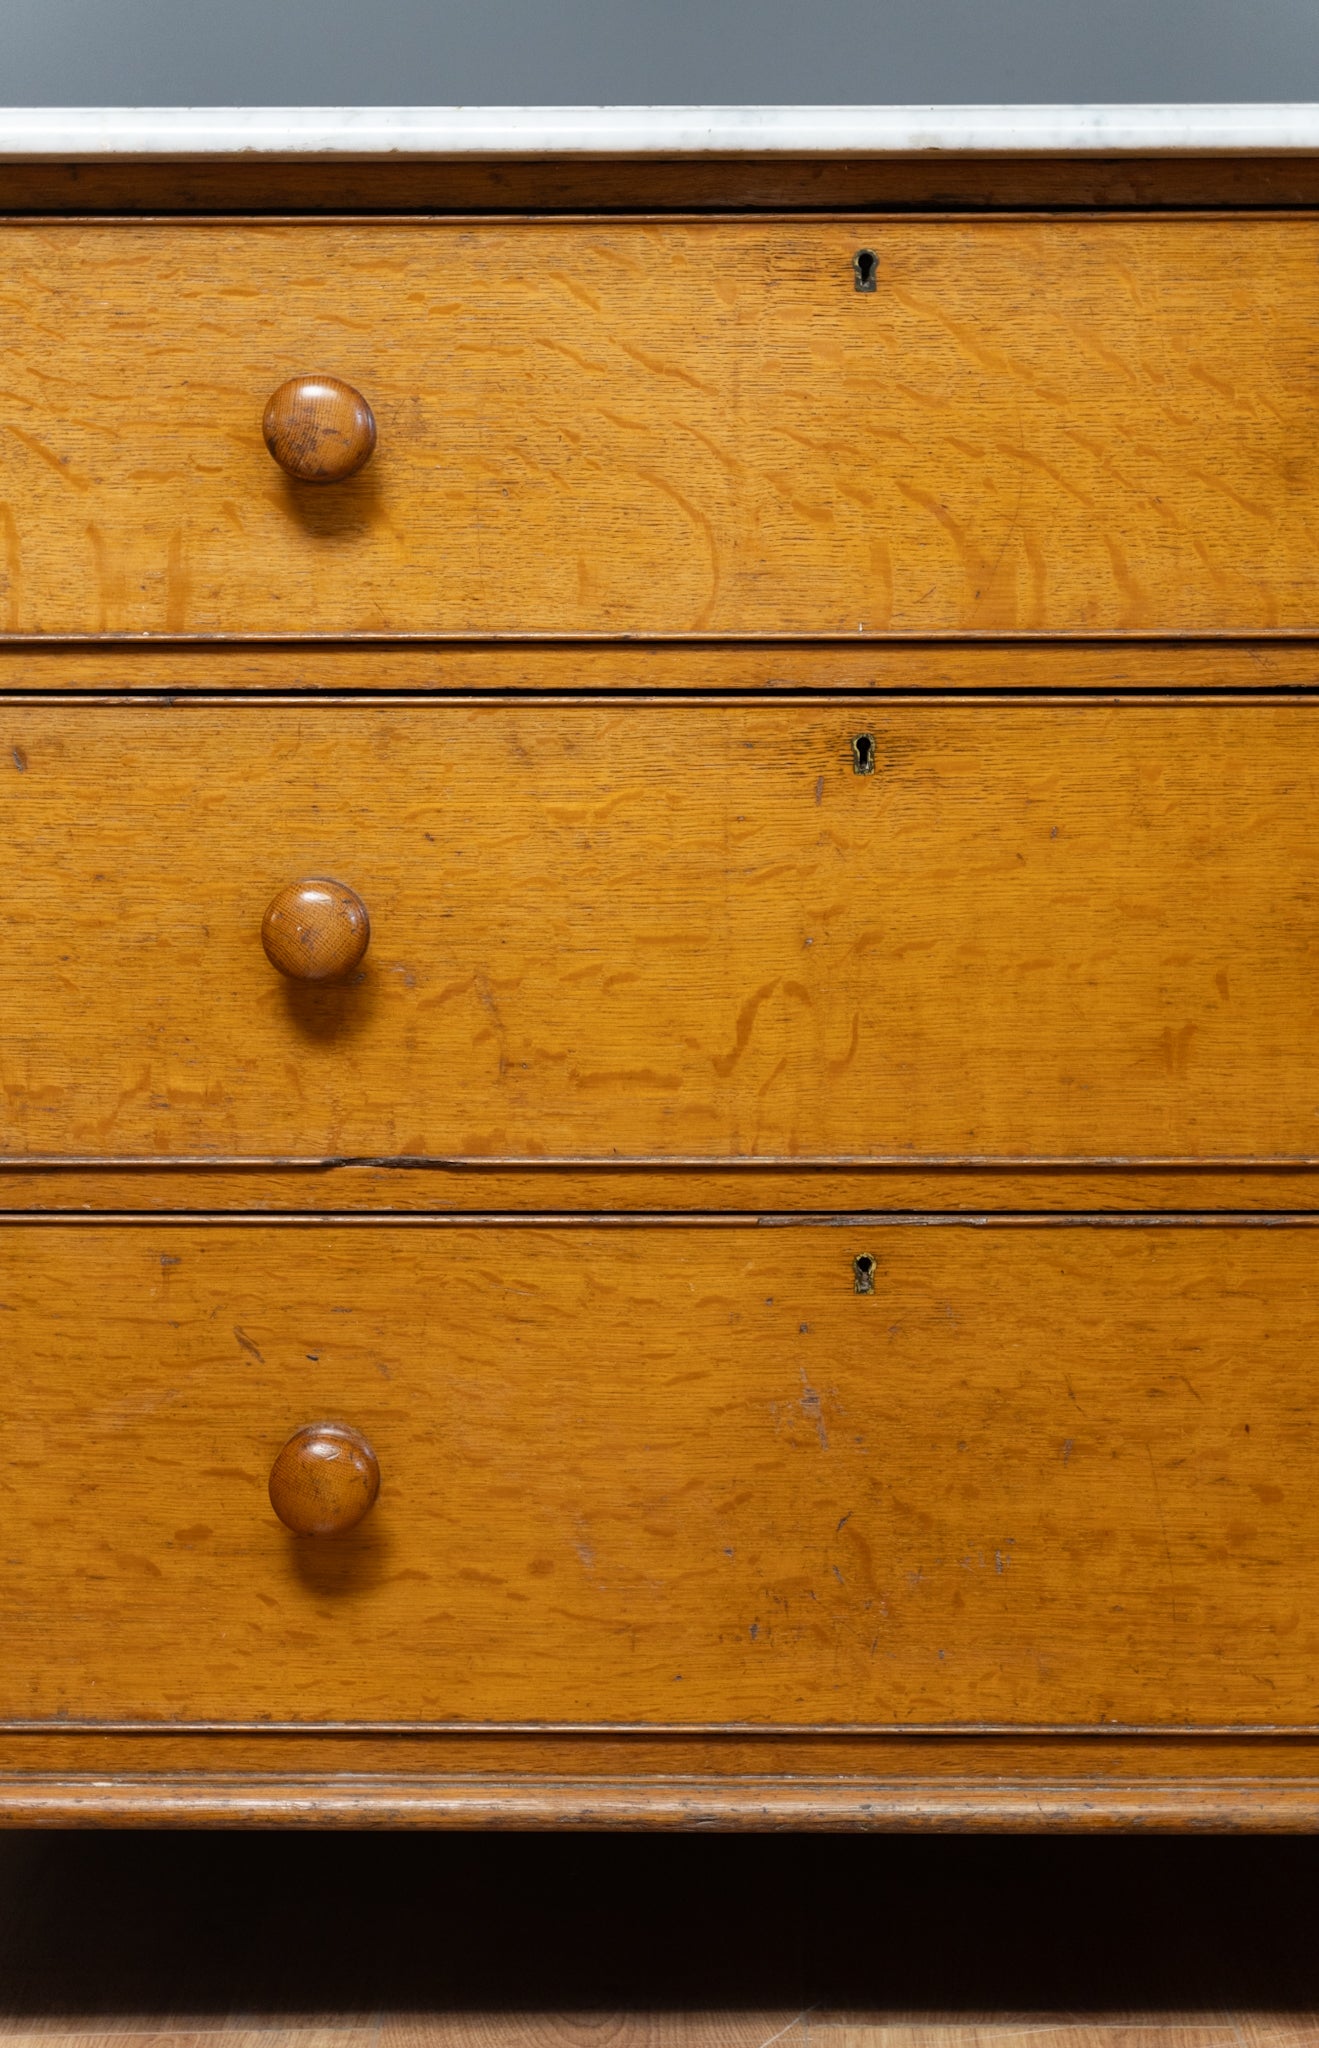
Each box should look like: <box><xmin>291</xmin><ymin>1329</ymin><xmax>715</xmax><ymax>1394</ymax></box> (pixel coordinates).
<box><xmin>3</xmin><ymin>1220</ymin><xmax>1318</xmax><ymax>1726</ymax></box>
<box><xmin>3</xmin><ymin>218</ymin><xmax>1318</xmax><ymax>636</ymax></box>
<box><xmin>6</xmin><ymin>699</ymin><xmax>1319</xmax><ymax>1163</ymax></box>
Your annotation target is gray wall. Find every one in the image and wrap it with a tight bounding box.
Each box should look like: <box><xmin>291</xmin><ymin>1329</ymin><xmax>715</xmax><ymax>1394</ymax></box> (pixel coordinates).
<box><xmin>3</xmin><ymin>0</ymin><xmax>1319</xmax><ymax>107</ymax></box>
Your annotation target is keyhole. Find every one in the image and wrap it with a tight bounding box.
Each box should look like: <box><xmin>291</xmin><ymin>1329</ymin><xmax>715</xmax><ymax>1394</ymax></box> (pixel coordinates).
<box><xmin>854</xmin><ymin>249</ymin><xmax>879</xmax><ymax>293</ymax></box>
<box><xmin>853</xmin><ymin>1253</ymin><xmax>877</xmax><ymax>1295</ymax></box>
<box><xmin>852</xmin><ymin>732</ymin><xmax>875</xmax><ymax>775</ymax></box>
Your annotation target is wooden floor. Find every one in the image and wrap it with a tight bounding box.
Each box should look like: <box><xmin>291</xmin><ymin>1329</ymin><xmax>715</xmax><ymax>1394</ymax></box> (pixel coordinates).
<box><xmin>0</xmin><ymin>1830</ymin><xmax>1314</xmax><ymax>2048</ymax></box>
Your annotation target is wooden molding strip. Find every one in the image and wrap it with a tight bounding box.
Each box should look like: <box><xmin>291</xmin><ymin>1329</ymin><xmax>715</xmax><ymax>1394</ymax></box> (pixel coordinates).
<box><xmin>5</xmin><ymin>1210</ymin><xmax>1319</xmax><ymax>1231</ymax></box>
<box><xmin>8</xmin><ymin>1155</ymin><xmax>1319</xmax><ymax>1171</ymax></box>
<box><xmin>0</xmin><ymin>1719</ymin><xmax>1314</xmax><ymax>1737</ymax></box>
<box><xmin>6</xmin><ymin>629</ymin><xmax>1319</xmax><ymax>645</ymax></box>
<box><xmin>8</xmin><ymin>1155</ymin><xmax>1319</xmax><ymax>1175</ymax></box>
<box><xmin>3</xmin><ymin>1772</ymin><xmax>1319</xmax><ymax>1830</ymax></box>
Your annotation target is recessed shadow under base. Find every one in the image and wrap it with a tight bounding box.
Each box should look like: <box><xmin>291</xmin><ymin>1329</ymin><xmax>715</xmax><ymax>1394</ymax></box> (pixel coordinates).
<box><xmin>0</xmin><ymin>1831</ymin><xmax>1316</xmax><ymax>2021</ymax></box>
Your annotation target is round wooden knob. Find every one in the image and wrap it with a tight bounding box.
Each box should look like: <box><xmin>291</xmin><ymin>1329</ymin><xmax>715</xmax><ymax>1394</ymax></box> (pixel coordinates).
<box><xmin>261</xmin><ymin>878</ymin><xmax>370</xmax><ymax>982</ymax></box>
<box><xmin>262</xmin><ymin>376</ymin><xmax>377</xmax><ymax>483</ymax></box>
<box><xmin>269</xmin><ymin>1422</ymin><xmax>381</xmax><ymax>1537</ymax></box>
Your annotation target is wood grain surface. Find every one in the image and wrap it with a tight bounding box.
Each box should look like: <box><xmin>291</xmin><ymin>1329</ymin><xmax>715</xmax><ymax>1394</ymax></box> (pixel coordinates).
<box><xmin>5</xmin><ymin>640</ymin><xmax>1319</xmax><ymax>693</ymax></box>
<box><xmin>9</xmin><ymin>197</ymin><xmax>1319</xmax><ymax>1842</ymax></box>
<box><xmin>0</xmin><ymin>2015</ymin><xmax>1299</xmax><ymax>2048</ymax></box>
<box><xmin>8</xmin><ymin>1167</ymin><xmax>1319</xmax><ymax>1212</ymax></box>
<box><xmin>5</xmin><ymin>219</ymin><xmax>1319</xmax><ymax>635</ymax></box>
<box><xmin>0</xmin><ymin>1728</ymin><xmax>1313</xmax><ymax>1780</ymax></box>
<box><xmin>8</xmin><ymin>699</ymin><xmax>1319</xmax><ymax>1161</ymax></box>
<box><xmin>4</xmin><ymin>1220</ymin><xmax>1319</xmax><ymax>1727</ymax></box>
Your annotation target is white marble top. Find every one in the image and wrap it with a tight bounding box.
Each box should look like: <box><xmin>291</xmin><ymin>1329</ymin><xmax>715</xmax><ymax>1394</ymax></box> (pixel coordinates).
<box><xmin>2</xmin><ymin>105</ymin><xmax>1319</xmax><ymax>156</ymax></box>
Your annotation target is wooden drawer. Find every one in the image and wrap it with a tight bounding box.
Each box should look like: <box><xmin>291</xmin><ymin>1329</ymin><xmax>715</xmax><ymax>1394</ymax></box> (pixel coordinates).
<box><xmin>4</xmin><ymin>217</ymin><xmax>1319</xmax><ymax>637</ymax></box>
<box><xmin>7</xmin><ymin>696</ymin><xmax>1319</xmax><ymax>1164</ymax></box>
<box><xmin>4</xmin><ymin>1219</ymin><xmax>1319</xmax><ymax>1727</ymax></box>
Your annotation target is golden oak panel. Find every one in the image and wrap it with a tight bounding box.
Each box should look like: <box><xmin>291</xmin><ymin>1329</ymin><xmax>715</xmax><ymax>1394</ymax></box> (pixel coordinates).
<box><xmin>4</xmin><ymin>640</ymin><xmax>1319</xmax><ymax>694</ymax></box>
<box><xmin>1</xmin><ymin>1730</ymin><xmax>1317</xmax><ymax>1780</ymax></box>
<box><xmin>4</xmin><ymin>218</ymin><xmax>1319</xmax><ymax>635</ymax></box>
<box><xmin>7</xmin><ymin>699</ymin><xmax>1319</xmax><ymax>1161</ymax></box>
<box><xmin>9</xmin><ymin>1169</ymin><xmax>1319</xmax><ymax>1212</ymax></box>
<box><xmin>3</xmin><ymin>1221</ymin><xmax>1319</xmax><ymax>1725</ymax></box>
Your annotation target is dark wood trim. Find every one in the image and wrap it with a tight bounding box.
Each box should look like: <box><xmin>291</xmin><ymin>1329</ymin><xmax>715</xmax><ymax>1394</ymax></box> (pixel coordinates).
<box><xmin>3</xmin><ymin>1772</ymin><xmax>1319</xmax><ymax>1829</ymax></box>
<box><xmin>6</xmin><ymin>156</ymin><xmax>1319</xmax><ymax>214</ymax></box>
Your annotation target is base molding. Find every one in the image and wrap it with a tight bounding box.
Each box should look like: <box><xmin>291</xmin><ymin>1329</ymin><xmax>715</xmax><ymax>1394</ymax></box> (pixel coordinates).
<box><xmin>3</xmin><ymin>1773</ymin><xmax>1319</xmax><ymax>1830</ymax></box>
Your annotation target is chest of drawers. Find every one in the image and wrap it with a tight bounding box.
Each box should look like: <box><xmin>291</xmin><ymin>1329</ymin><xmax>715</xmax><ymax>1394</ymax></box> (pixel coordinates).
<box><xmin>7</xmin><ymin>105</ymin><xmax>1319</xmax><ymax>1831</ymax></box>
